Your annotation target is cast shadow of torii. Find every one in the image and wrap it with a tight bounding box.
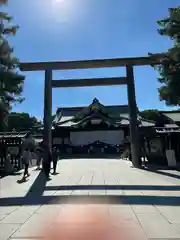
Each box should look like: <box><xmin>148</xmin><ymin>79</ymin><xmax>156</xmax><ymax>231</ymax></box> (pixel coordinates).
<box><xmin>0</xmin><ymin>170</ymin><xmax>180</xmax><ymax>207</ymax></box>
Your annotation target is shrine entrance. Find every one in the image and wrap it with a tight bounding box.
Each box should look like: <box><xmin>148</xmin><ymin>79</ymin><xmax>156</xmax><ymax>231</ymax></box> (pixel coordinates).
<box><xmin>20</xmin><ymin>56</ymin><xmax>158</xmax><ymax>168</ymax></box>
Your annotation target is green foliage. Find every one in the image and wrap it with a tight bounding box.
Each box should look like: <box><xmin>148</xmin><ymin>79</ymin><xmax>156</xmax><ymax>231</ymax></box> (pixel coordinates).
<box><xmin>150</xmin><ymin>7</ymin><xmax>180</xmax><ymax>106</ymax></box>
<box><xmin>0</xmin><ymin>0</ymin><xmax>25</xmax><ymax>129</ymax></box>
<box><xmin>139</xmin><ymin>109</ymin><xmax>160</xmax><ymax>122</ymax></box>
<box><xmin>6</xmin><ymin>112</ymin><xmax>42</xmax><ymax>131</ymax></box>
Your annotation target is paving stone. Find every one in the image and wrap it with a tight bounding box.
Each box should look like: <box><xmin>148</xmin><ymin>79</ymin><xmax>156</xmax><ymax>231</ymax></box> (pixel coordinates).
<box><xmin>109</xmin><ymin>205</ymin><xmax>138</xmax><ymax>223</ymax></box>
<box><xmin>1</xmin><ymin>205</ymin><xmax>40</xmax><ymax>224</ymax></box>
<box><xmin>106</xmin><ymin>189</ymin><xmax>124</xmax><ymax>195</ymax></box>
<box><xmin>1</xmin><ymin>159</ymin><xmax>180</xmax><ymax>239</ymax></box>
<box><xmin>0</xmin><ymin>214</ymin><xmax>6</xmax><ymax>221</ymax></box>
<box><xmin>116</xmin><ymin>222</ymin><xmax>147</xmax><ymax>239</ymax></box>
<box><xmin>173</xmin><ymin>223</ymin><xmax>180</xmax><ymax>234</ymax></box>
<box><xmin>53</xmin><ymin>190</ymin><xmax>73</xmax><ymax>197</ymax></box>
<box><xmin>71</xmin><ymin>190</ymin><xmax>89</xmax><ymax>195</ymax></box>
<box><xmin>12</xmin><ymin>210</ymin><xmax>61</xmax><ymax>238</ymax></box>
<box><xmin>137</xmin><ymin>213</ymin><xmax>180</xmax><ymax>239</ymax></box>
<box><xmin>89</xmin><ymin>171</ymin><xmax>106</xmax><ymax>195</ymax></box>
<box><xmin>42</xmin><ymin>190</ymin><xmax>57</xmax><ymax>196</ymax></box>
<box><xmin>36</xmin><ymin>204</ymin><xmax>64</xmax><ymax>214</ymax></box>
<box><xmin>10</xmin><ymin>239</ymin><xmax>37</xmax><ymax>240</ymax></box>
<box><xmin>0</xmin><ymin>223</ymin><xmax>21</xmax><ymax>240</ymax></box>
<box><xmin>0</xmin><ymin>206</ymin><xmax>20</xmax><ymax>215</ymax></box>
<box><xmin>132</xmin><ymin>205</ymin><xmax>159</xmax><ymax>214</ymax></box>
<box><xmin>124</xmin><ymin>190</ymin><xmax>144</xmax><ymax>196</ymax></box>
<box><xmin>156</xmin><ymin>206</ymin><xmax>180</xmax><ymax>224</ymax></box>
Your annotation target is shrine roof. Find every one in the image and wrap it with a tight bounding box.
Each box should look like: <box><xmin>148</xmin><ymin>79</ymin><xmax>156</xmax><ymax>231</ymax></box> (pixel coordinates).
<box><xmin>160</xmin><ymin>111</ymin><xmax>180</xmax><ymax>123</ymax></box>
<box><xmin>53</xmin><ymin>98</ymin><xmax>155</xmax><ymax>128</ymax></box>
<box><xmin>56</xmin><ymin>104</ymin><xmax>129</xmax><ymax>118</ymax></box>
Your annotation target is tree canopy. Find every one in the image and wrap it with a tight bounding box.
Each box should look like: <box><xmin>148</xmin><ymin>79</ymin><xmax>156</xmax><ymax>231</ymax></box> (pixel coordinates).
<box><xmin>6</xmin><ymin>112</ymin><xmax>42</xmax><ymax>132</ymax></box>
<box><xmin>139</xmin><ymin>109</ymin><xmax>160</xmax><ymax>122</ymax></box>
<box><xmin>150</xmin><ymin>7</ymin><xmax>180</xmax><ymax>106</ymax></box>
<box><xmin>0</xmin><ymin>0</ymin><xmax>25</xmax><ymax>131</ymax></box>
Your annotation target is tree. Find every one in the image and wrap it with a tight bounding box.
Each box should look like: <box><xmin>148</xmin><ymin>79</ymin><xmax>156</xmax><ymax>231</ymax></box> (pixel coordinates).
<box><xmin>6</xmin><ymin>112</ymin><xmax>42</xmax><ymax>132</ymax></box>
<box><xmin>140</xmin><ymin>109</ymin><xmax>173</xmax><ymax>127</ymax></box>
<box><xmin>149</xmin><ymin>7</ymin><xmax>180</xmax><ymax>106</ymax></box>
<box><xmin>139</xmin><ymin>109</ymin><xmax>160</xmax><ymax>122</ymax></box>
<box><xmin>0</xmin><ymin>0</ymin><xmax>25</xmax><ymax>131</ymax></box>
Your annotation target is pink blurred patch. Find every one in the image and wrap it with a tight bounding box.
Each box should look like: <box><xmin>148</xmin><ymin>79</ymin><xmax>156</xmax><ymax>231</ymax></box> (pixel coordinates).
<box><xmin>38</xmin><ymin>204</ymin><xmax>146</xmax><ymax>240</ymax></box>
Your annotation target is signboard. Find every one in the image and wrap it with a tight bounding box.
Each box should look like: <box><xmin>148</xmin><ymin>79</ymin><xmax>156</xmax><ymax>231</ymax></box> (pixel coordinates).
<box><xmin>166</xmin><ymin>150</ymin><xmax>176</xmax><ymax>167</ymax></box>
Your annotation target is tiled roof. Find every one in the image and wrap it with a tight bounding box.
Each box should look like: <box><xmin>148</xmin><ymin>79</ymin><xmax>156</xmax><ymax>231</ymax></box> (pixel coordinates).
<box><xmin>56</xmin><ymin>104</ymin><xmax>129</xmax><ymax>117</ymax></box>
<box><xmin>54</xmin><ymin>99</ymin><xmax>155</xmax><ymax>128</ymax></box>
<box><xmin>55</xmin><ymin>99</ymin><xmax>129</xmax><ymax>125</ymax></box>
<box><xmin>161</xmin><ymin>112</ymin><xmax>180</xmax><ymax>122</ymax></box>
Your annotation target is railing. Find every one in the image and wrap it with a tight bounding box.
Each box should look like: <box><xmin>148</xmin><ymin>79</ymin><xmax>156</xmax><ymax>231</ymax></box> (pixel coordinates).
<box><xmin>0</xmin><ymin>155</ymin><xmax>22</xmax><ymax>173</ymax></box>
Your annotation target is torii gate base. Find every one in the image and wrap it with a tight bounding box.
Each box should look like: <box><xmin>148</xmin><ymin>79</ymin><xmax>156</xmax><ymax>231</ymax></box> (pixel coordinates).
<box><xmin>20</xmin><ymin>56</ymin><xmax>155</xmax><ymax>168</ymax></box>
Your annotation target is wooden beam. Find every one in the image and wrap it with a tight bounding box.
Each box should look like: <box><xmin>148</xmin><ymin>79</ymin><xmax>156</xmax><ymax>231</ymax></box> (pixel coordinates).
<box><xmin>52</xmin><ymin>77</ymin><xmax>127</xmax><ymax>88</ymax></box>
<box><xmin>43</xmin><ymin>69</ymin><xmax>52</xmax><ymax>153</ymax></box>
<box><xmin>20</xmin><ymin>56</ymin><xmax>160</xmax><ymax>72</ymax></box>
<box><xmin>126</xmin><ymin>65</ymin><xmax>141</xmax><ymax>168</ymax></box>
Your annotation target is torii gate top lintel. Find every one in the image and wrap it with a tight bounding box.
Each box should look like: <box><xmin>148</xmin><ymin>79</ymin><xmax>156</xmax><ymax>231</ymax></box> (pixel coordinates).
<box><xmin>20</xmin><ymin>55</ymin><xmax>161</xmax><ymax>72</ymax></box>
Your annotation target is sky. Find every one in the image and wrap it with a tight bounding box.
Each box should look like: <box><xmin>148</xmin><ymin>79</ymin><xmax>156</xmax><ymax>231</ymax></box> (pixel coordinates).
<box><xmin>5</xmin><ymin>0</ymin><xmax>180</xmax><ymax>119</ymax></box>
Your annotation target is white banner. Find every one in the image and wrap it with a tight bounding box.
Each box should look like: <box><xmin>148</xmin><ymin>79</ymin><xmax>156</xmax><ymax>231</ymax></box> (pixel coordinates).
<box><xmin>166</xmin><ymin>149</ymin><xmax>176</xmax><ymax>167</ymax></box>
<box><xmin>70</xmin><ymin>130</ymin><xmax>124</xmax><ymax>146</ymax></box>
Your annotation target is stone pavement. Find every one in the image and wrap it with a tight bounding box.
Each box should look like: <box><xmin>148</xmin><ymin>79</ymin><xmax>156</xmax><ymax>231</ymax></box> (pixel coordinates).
<box><xmin>0</xmin><ymin>158</ymin><xmax>180</xmax><ymax>239</ymax></box>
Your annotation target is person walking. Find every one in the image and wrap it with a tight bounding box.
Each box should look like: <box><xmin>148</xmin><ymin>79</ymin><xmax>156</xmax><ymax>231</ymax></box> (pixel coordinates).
<box><xmin>36</xmin><ymin>147</ymin><xmax>43</xmax><ymax>170</ymax></box>
<box><xmin>52</xmin><ymin>147</ymin><xmax>59</xmax><ymax>175</ymax></box>
<box><xmin>42</xmin><ymin>144</ymin><xmax>52</xmax><ymax>180</ymax></box>
<box><xmin>22</xmin><ymin>148</ymin><xmax>30</xmax><ymax>180</ymax></box>
<box><xmin>4</xmin><ymin>150</ymin><xmax>13</xmax><ymax>175</ymax></box>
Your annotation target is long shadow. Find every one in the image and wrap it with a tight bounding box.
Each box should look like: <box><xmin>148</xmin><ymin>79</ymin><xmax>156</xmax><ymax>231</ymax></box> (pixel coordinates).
<box><xmin>0</xmin><ymin>170</ymin><xmax>48</xmax><ymax>206</ymax></box>
<box><xmin>25</xmin><ymin>171</ymin><xmax>47</xmax><ymax>198</ymax></box>
<box><xmin>45</xmin><ymin>184</ymin><xmax>180</xmax><ymax>191</ymax></box>
<box><xmin>0</xmin><ymin>195</ymin><xmax>180</xmax><ymax>206</ymax></box>
<box><xmin>1</xmin><ymin>168</ymin><xmax>180</xmax><ymax>207</ymax></box>
<box><xmin>144</xmin><ymin>166</ymin><xmax>180</xmax><ymax>180</ymax></box>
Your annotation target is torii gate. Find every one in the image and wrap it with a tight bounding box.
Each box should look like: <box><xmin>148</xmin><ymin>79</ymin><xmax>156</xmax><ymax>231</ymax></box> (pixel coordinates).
<box><xmin>20</xmin><ymin>56</ymin><xmax>159</xmax><ymax>168</ymax></box>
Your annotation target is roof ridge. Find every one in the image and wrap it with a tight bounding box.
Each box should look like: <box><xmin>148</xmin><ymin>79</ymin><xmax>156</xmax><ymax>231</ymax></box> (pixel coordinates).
<box><xmin>57</xmin><ymin>104</ymin><xmax>129</xmax><ymax>110</ymax></box>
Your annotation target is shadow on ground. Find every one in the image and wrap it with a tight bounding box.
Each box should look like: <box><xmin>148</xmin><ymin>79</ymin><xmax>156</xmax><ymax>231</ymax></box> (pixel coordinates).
<box><xmin>0</xmin><ymin>170</ymin><xmax>180</xmax><ymax>207</ymax></box>
<box><xmin>45</xmin><ymin>184</ymin><xmax>180</xmax><ymax>191</ymax></box>
<box><xmin>0</xmin><ymin>194</ymin><xmax>180</xmax><ymax>206</ymax></box>
<box><xmin>144</xmin><ymin>165</ymin><xmax>180</xmax><ymax>180</ymax></box>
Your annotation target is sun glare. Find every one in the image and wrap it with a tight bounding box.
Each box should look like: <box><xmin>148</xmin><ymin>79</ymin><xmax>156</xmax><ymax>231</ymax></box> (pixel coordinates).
<box><xmin>51</xmin><ymin>0</ymin><xmax>85</xmax><ymax>25</ymax></box>
<box><xmin>52</xmin><ymin>0</ymin><xmax>73</xmax><ymax>23</ymax></box>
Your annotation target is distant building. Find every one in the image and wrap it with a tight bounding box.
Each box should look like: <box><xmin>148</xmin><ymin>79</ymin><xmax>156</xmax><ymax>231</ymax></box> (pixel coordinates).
<box><xmin>52</xmin><ymin>98</ymin><xmax>154</xmax><ymax>155</ymax></box>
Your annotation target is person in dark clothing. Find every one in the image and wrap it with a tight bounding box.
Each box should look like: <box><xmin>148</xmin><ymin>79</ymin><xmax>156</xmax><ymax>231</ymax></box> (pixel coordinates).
<box><xmin>52</xmin><ymin>147</ymin><xmax>59</xmax><ymax>175</ymax></box>
<box><xmin>36</xmin><ymin>147</ymin><xmax>43</xmax><ymax>170</ymax></box>
<box><xmin>42</xmin><ymin>144</ymin><xmax>52</xmax><ymax>180</ymax></box>
<box><xmin>22</xmin><ymin>148</ymin><xmax>30</xmax><ymax>180</ymax></box>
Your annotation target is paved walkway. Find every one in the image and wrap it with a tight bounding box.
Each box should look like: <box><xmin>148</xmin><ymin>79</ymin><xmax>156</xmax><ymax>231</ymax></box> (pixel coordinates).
<box><xmin>0</xmin><ymin>158</ymin><xmax>180</xmax><ymax>239</ymax></box>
